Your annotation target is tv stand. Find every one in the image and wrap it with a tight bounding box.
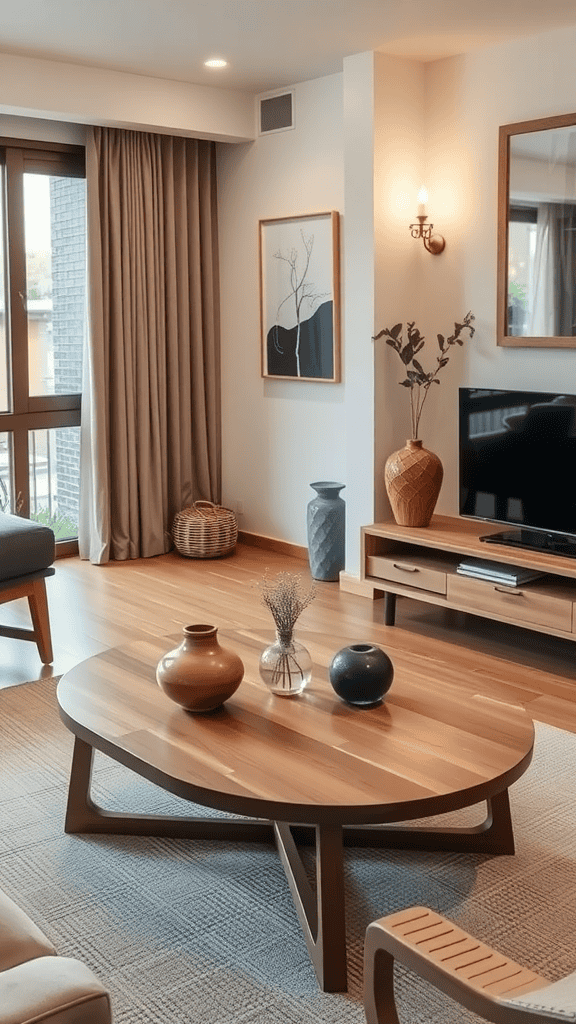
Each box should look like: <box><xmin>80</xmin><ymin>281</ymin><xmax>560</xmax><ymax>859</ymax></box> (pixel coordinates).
<box><xmin>361</xmin><ymin>515</ymin><xmax>576</xmax><ymax>642</ymax></box>
<box><xmin>480</xmin><ymin>528</ymin><xmax>576</xmax><ymax>559</ymax></box>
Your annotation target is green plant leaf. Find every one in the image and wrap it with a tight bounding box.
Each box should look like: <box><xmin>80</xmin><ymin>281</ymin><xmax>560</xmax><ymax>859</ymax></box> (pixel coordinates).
<box><xmin>30</xmin><ymin>506</ymin><xmax>78</xmax><ymax>540</ymax></box>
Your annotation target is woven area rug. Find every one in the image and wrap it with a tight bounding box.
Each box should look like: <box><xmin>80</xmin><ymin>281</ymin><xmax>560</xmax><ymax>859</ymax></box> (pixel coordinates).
<box><xmin>1</xmin><ymin>677</ymin><xmax>576</xmax><ymax>1023</ymax></box>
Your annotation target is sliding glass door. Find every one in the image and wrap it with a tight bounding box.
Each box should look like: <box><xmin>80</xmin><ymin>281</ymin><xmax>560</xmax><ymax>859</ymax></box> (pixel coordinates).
<box><xmin>0</xmin><ymin>139</ymin><xmax>85</xmax><ymax>553</ymax></box>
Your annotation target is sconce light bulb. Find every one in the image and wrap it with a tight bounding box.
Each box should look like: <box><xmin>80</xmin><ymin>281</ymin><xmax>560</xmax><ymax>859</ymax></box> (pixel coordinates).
<box><xmin>409</xmin><ymin>186</ymin><xmax>445</xmax><ymax>253</ymax></box>
<box><xmin>417</xmin><ymin>187</ymin><xmax>428</xmax><ymax>217</ymax></box>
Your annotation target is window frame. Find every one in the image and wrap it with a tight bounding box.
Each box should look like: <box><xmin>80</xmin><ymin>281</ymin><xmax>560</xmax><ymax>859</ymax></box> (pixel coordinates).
<box><xmin>0</xmin><ymin>136</ymin><xmax>85</xmax><ymax>556</ymax></box>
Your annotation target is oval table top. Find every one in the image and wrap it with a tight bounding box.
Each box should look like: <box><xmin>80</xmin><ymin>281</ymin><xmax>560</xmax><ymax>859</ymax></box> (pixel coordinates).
<box><xmin>56</xmin><ymin>628</ymin><xmax>535</xmax><ymax>826</ymax></box>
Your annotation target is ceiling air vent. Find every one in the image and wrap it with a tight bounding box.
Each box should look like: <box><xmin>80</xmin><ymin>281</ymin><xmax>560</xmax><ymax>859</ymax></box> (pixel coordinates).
<box><xmin>258</xmin><ymin>91</ymin><xmax>294</xmax><ymax>135</ymax></box>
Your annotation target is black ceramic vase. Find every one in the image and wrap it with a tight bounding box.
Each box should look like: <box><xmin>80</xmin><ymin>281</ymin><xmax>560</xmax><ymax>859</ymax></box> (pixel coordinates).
<box><xmin>329</xmin><ymin>643</ymin><xmax>394</xmax><ymax>707</ymax></box>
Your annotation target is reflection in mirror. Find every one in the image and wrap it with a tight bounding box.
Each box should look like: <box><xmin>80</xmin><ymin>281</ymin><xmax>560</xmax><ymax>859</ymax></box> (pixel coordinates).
<box><xmin>498</xmin><ymin>113</ymin><xmax>576</xmax><ymax>348</ymax></box>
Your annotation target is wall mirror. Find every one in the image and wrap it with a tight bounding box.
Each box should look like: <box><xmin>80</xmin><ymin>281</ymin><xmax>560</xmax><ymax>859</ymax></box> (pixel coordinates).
<box><xmin>498</xmin><ymin>111</ymin><xmax>576</xmax><ymax>347</ymax></box>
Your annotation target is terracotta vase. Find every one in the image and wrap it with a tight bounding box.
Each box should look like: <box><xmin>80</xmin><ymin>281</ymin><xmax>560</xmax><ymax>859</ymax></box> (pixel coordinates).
<box><xmin>156</xmin><ymin>624</ymin><xmax>244</xmax><ymax>712</ymax></box>
<box><xmin>384</xmin><ymin>439</ymin><xmax>443</xmax><ymax>527</ymax></box>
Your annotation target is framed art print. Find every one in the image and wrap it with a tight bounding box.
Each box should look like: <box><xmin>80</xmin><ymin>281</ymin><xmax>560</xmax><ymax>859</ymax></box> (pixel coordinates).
<box><xmin>259</xmin><ymin>211</ymin><xmax>340</xmax><ymax>381</ymax></box>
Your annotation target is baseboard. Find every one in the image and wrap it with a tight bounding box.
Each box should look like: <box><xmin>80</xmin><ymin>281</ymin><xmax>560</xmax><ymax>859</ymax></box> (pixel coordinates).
<box><xmin>237</xmin><ymin>531</ymin><xmax>308</xmax><ymax>561</ymax></box>
<box><xmin>339</xmin><ymin>572</ymin><xmax>382</xmax><ymax>599</ymax></box>
<box><xmin>236</xmin><ymin>537</ymin><xmax>382</xmax><ymax>599</ymax></box>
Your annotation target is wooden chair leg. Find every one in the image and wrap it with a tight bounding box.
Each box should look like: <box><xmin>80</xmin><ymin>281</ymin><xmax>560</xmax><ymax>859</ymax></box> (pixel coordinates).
<box><xmin>364</xmin><ymin>925</ymin><xmax>400</xmax><ymax>1024</ymax></box>
<box><xmin>27</xmin><ymin>578</ymin><xmax>53</xmax><ymax>664</ymax></box>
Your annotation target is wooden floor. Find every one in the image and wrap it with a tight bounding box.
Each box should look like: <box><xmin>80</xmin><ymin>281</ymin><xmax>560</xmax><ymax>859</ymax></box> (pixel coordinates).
<box><xmin>2</xmin><ymin>542</ymin><xmax>576</xmax><ymax>732</ymax></box>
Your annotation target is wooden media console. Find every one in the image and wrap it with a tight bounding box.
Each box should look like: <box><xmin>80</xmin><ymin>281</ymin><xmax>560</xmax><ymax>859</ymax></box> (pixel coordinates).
<box><xmin>361</xmin><ymin>515</ymin><xmax>576</xmax><ymax>641</ymax></box>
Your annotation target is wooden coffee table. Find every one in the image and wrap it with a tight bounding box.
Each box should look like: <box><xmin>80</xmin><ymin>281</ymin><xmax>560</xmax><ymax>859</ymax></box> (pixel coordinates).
<box><xmin>56</xmin><ymin>628</ymin><xmax>534</xmax><ymax>993</ymax></box>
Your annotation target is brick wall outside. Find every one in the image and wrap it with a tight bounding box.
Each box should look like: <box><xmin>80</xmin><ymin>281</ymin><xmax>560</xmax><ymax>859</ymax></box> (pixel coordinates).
<box><xmin>49</xmin><ymin>176</ymin><xmax>86</xmax><ymax>525</ymax></box>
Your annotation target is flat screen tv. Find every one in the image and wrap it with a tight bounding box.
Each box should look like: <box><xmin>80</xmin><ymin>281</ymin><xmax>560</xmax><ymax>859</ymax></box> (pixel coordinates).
<box><xmin>459</xmin><ymin>387</ymin><xmax>576</xmax><ymax>557</ymax></box>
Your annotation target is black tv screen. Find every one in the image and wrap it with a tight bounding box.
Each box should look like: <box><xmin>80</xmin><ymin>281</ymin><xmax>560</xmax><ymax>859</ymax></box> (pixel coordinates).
<box><xmin>459</xmin><ymin>388</ymin><xmax>576</xmax><ymax>555</ymax></box>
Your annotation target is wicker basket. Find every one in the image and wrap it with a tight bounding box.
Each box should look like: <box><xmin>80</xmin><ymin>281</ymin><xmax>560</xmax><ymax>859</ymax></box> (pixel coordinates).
<box><xmin>172</xmin><ymin>501</ymin><xmax>238</xmax><ymax>559</ymax></box>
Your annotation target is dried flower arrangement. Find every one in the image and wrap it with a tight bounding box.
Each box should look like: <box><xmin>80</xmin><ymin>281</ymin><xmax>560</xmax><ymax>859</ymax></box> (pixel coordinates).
<box><xmin>373</xmin><ymin>312</ymin><xmax>475</xmax><ymax>440</ymax></box>
<box><xmin>259</xmin><ymin>570</ymin><xmax>316</xmax><ymax>644</ymax></box>
<box><xmin>257</xmin><ymin>571</ymin><xmax>317</xmax><ymax>694</ymax></box>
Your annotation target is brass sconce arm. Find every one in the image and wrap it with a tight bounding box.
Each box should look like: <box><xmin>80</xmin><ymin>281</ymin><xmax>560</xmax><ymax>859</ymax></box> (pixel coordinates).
<box><xmin>409</xmin><ymin>214</ymin><xmax>446</xmax><ymax>255</ymax></box>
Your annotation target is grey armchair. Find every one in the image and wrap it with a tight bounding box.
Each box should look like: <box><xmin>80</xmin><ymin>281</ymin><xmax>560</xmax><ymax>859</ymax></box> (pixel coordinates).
<box><xmin>0</xmin><ymin>513</ymin><xmax>55</xmax><ymax>663</ymax></box>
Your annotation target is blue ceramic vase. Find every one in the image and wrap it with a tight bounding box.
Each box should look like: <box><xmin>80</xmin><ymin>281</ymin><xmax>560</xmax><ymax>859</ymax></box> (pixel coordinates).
<box><xmin>329</xmin><ymin>643</ymin><xmax>394</xmax><ymax>707</ymax></box>
<box><xmin>306</xmin><ymin>481</ymin><xmax>345</xmax><ymax>582</ymax></box>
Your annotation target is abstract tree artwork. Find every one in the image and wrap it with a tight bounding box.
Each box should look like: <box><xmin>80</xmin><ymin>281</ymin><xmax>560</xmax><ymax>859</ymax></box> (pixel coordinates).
<box><xmin>259</xmin><ymin>211</ymin><xmax>340</xmax><ymax>381</ymax></box>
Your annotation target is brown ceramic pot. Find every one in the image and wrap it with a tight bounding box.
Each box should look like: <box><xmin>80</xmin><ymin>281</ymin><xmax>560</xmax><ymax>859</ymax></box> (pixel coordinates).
<box><xmin>384</xmin><ymin>439</ymin><xmax>443</xmax><ymax>527</ymax></box>
<box><xmin>156</xmin><ymin>624</ymin><xmax>244</xmax><ymax>712</ymax></box>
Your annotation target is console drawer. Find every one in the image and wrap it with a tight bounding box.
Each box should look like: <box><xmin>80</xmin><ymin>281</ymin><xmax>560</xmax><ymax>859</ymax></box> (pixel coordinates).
<box><xmin>366</xmin><ymin>555</ymin><xmax>447</xmax><ymax>595</ymax></box>
<box><xmin>447</xmin><ymin>574</ymin><xmax>572</xmax><ymax>631</ymax></box>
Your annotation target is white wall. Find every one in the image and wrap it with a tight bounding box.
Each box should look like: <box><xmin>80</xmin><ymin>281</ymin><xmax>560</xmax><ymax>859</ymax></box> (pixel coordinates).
<box><xmin>345</xmin><ymin>53</ymin><xmax>425</xmax><ymax>571</ymax></box>
<box><xmin>0</xmin><ymin>112</ymin><xmax>86</xmax><ymax>146</ymax></box>
<box><xmin>511</xmin><ymin>154</ymin><xmax>575</xmax><ymax>203</ymax></box>
<box><xmin>217</xmin><ymin>74</ymin><xmax>346</xmax><ymax>546</ymax></box>
<box><xmin>341</xmin><ymin>53</ymin><xmax>377</xmax><ymax>572</ymax></box>
<box><xmin>0</xmin><ymin>52</ymin><xmax>254</xmax><ymax>143</ymax></box>
<box><xmin>411</xmin><ymin>25</ymin><xmax>576</xmax><ymax>519</ymax></box>
<box><xmin>372</xmin><ymin>55</ymin><xmax>425</xmax><ymax>523</ymax></box>
<box><xmin>217</xmin><ymin>57</ymin><xmax>425</xmax><ymax>573</ymax></box>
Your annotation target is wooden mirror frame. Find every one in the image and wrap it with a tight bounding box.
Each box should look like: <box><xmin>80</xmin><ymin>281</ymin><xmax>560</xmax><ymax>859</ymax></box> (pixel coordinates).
<box><xmin>498</xmin><ymin>110</ymin><xmax>576</xmax><ymax>348</ymax></box>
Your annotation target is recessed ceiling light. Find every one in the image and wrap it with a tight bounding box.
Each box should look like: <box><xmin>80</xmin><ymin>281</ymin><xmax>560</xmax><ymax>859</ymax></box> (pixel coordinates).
<box><xmin>204</xmin><ymin>58</ymin><xmax>228</xmax><ymax>69</ymax></box>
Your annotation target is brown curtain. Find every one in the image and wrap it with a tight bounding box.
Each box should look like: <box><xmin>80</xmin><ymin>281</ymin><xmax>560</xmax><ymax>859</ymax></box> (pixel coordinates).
<box><xmin>79</xmin><ymin>126</ymin><xmax>221</xmax><ymax>563</ymax></box>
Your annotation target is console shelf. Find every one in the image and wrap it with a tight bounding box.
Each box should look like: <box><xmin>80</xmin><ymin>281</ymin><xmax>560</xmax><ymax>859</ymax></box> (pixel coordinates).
<box><xmin>361</xmin><ymin>515</ymin><xmax>576</xmax><ymax>641</ymax></box>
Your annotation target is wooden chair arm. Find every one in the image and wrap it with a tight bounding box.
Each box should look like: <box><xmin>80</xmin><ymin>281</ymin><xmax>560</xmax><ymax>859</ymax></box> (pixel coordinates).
<box><xmin>364</xmin><ymin>906</ymin><xmax>558</xmax><ymax>1024</ymax></box>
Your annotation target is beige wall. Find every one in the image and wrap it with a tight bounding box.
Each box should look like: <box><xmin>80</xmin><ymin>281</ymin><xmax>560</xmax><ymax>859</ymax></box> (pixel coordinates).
<box><xmin>417</xmin><ymin>25</ymin><xmax>576</xmax><ymax>519</ymax></box>
<box><xmin>4</xmin><ymin>24</ymin><xmax>576</xmax><ymax>573</ymax></box>
<box><xmin>217</xmin><ymin>73</ymin><xmax>346</xmax><ymax>546</ymax></box>
<box><xmin>220</xmin><ymin>26</ymin><xmax>576</xmax><ymax>572</ymax></box>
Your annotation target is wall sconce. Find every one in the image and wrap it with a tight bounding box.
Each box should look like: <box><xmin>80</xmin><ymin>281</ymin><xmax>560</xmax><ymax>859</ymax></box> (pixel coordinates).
<box><xmin>410</xmin><ymin>188</ymin><xmax>446</xmax><ymax>255</ymax></box>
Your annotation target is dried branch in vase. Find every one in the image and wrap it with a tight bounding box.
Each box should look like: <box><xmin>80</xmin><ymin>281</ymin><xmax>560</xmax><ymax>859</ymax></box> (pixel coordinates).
<box><xmin>373</xmin><ymin>311</ymin><xmax>475</xmax><ymax>440</ymax></box>
<box><xmin>258</xmin><ymin>571</ymin><xmax>316</xmax><ymax>645</ymax></box>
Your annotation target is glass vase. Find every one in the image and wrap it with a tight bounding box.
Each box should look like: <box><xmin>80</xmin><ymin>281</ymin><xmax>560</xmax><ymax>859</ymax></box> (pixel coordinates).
<box><xmin>259</xmin><ymin>632</ymin><xmax>312</xmax><ymax>696</ymax></box>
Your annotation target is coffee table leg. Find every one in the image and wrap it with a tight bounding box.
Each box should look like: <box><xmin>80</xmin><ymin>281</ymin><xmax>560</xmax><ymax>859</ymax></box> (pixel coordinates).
<box><xmin>274</xmin><ymin>822</ymin><xmax>348</xmax><ymax>992</ymax></box>
<box><xmin>64</xmin><ymin>735</ymin><xmax>98</xmax><ymax>833</ymax></box>
<box><xmin>65</xmin><ymin>740</ymin><xmax>349</xmax><ymax>990</ymax></box>
<box><xmin>63</xmin><ymin>735</ymin><xmax>274</xmax><ymax>840</ymax></box>
<box><xmin>342</xmin><ymin>788</ymin><xmax>515</xmax><ymax>856</ymax></box>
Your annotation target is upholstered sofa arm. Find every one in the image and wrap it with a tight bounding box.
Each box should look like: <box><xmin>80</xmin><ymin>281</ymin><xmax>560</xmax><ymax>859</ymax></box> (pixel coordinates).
<box><xmin>505</xmin><ymin>971</ymin><xmax>576</xmax><ymax>1019</ymax></box>
<box><xmin>0</xmin><ymin>956</ymin><xmax>112</xmax><ymax>1024</ymax></box>
<box><xmin>0</xmin><ymin>890</ymin><xmax>55</xmax><ymax>971</ymax></box>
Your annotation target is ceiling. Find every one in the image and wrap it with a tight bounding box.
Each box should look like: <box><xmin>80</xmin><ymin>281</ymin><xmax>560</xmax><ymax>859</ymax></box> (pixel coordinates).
<box><xmin>2</xmin><ymin>0</ymin><xmax>576</xmax><ymax>94</ymax></box>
